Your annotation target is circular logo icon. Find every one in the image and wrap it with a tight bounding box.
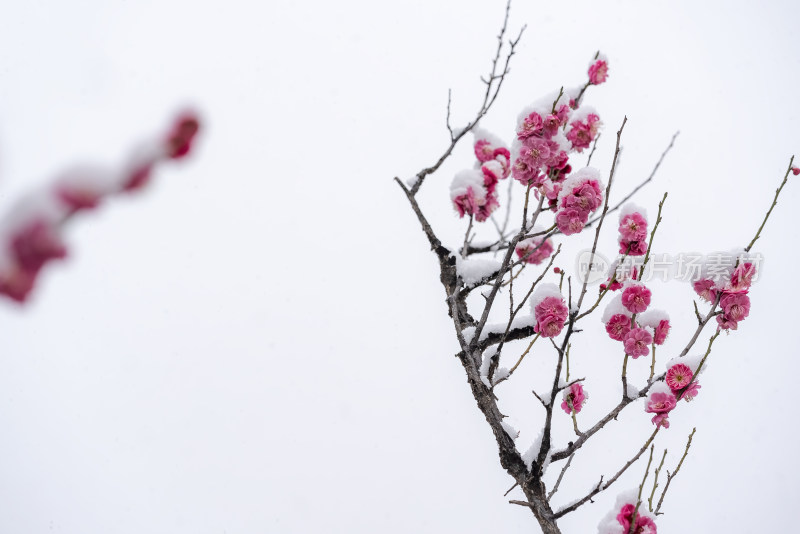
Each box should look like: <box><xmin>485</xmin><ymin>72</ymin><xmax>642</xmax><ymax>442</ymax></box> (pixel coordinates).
<box><xmin>575</xmin><ymin>250</ymin><xmax>610</xmax><ymax>285</ymax></box>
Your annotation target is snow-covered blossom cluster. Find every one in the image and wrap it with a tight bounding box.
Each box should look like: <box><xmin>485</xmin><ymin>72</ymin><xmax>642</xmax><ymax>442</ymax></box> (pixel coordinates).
<box><xmin>691</xmin><ymin>254</ymin><xmax>757</xmax><ymax>330</ymax></box>
<box><xmin>601</xmin><ymin>281</ymin><xmax>670</xmax><ymax>359</ymax></box>
<box><xmin>0</xmin><ymin>112</ymin><xmax>201</xmax><ymax>303</ymax></box>
<box><xmin>598</xmin><ymin>490</ymin><xmax>657</xmax><ymax>534</ymax></box>
<box><xmin>449</xmin><ymin>70</ymin><xmax>605</xmax><ymax>230</ymax></box>
<box><xmin>403</xmin><ymin>42</ymin><xmax>795</xmax><ymax>532</ymax></box>
<box><xmin>450</xmin><ymin>128</ymin><xmax>510</xmax><ymax>221</ymax></box>
<box><xmin>530</xmin><ymin>283</ymin><xmax>568</xmax><ymax>338</ymax></box>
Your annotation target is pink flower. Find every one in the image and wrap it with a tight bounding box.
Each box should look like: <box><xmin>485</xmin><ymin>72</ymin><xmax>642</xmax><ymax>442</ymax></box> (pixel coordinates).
<box><xmin>474</xmin><ymin>139</ymin><xmax>496</xmax><ymax>163</ymax></box>
<box><xmin>653</xmin><ymin>319</ymin><xmax>670</xmax><ymax>345</ymax></box>
<box><xmin>624</xmin><ymin>327</ymin><xmax>652</xmax><ymax>358</ymax></box>
<box><xmin>542</xmin><ymin>114</ymin><xmax>561</xmax><ymax>138</ymax></box>
<box><xmin>517</xmin><ymin>112</ymin><xmax>543</xmax><ymax>140</ymax></box>
<box><xmin>619</xmin><ymin>239</ymin><xmax>647</xmax><ymax>256</ymax></box>
<box><xmin>556</xmin><ymin>104</ymin><xmax>571</xmax><ymax>125</ymax></box>
<box><xmin>519</xmin><ymin>138</ymin><xmax>552</xmax><ymax>170</ymax></box>
<box><xmin>561</xmin><ymin>383</ymin><xmax>588</xmax><ymax>414</ymax></box>
<box><xmin>11</xmin><ymin>219</ymin><xmax>68</xmax><ymax>273</ymax></box>
<box><xmin>511</xmin><ymin>158</ymin><xmax>541</xmax><ymax>187</ymax></box>
<box><xmin>0</xmin><ymin>265</ymin><xmax>39</xmax><ymax>303</ymax></box>
<box><xmin>617</xmin><ymin>503</ymin><xmax>658</xmax><ymax>534</ymax></box>
<box><xmin>474</xmin><ymin>192</ymin><xmax>500</xmax><ymax>222</ymax></box>
<box><xmin>645</xmin><ymin>391</ymin><xmax>677</xmax><ymax>428</ymax></box>
<box><xmin>651</xmin><ymin>413</ymin><xmax>670</xmax><ymax>428</ymax></box>
<box><xmin>453</xmin><ymin>188</ymin><xmax>480</xmax><ymax>218</ymax></box>
<box><xmin>682</xmin><ymin>381</ymin><xmax>702</xmax><ymax>401</ymax></box>
<box><xmin>493</xmin><ymin>148</ymin><xmax>511</xmax><ymax>178</ymax></box>
<box><xmin>556</xmin><ymin>207</ymin><xmax>588</xmax><ymax>235</ymax></box>
<box><xmin>665</xmin><ymin>363</ymin><xmax>693</xmax><ymax>392</ymax></box>
<box><xmin>792</xmin><ymin>166</ymin><xmax>800</xmax><ymax>176</ymax></box>
<box><xmin>481</xmin><ymin>161</ymin><xmax>502</xmax><ymax>193</ymax></box>
<box><xmin>716</xmin><ymin>314</ymin><xmax>739</xmax><ymax>330</ymax></box>
<box><xmin>561</xmin><ymin>179</ymin><xmax>604</xmax><ymax>213</ymax></box>
<box><xmin>534</xmin><ymin>295</ymin><xmax>568</xmax><ymax>338</ymax></box>
<box><xmin>693</xmin><ymin>279</ymin><xmax>718</xmax><ymax>303</ymax></box>
<box><xmin>566</xmin><ymin>113</ymin><xmax>601</xmax><ymax>152</ymax></box>
<box><xmin>588</xmin><ymin>59</ymin><xmax>609</xmax><ymax>85</ymax></box>
<box><xmin>621</xmin><ymin>284</ymin><xmax>651</xmax><ymax>313</ymax></box>
<box><xmin>165</xmin><ymin>112</ymin><xmax>200</xmax><ymax>160</ymax></box>
<box><xmin>619</xmin><ymin>212</ymin><xmax>648</xmax><ymax>242</ymax></box>
<box><xmin>729</xmin><ymin>262</ymin><xmax>756</xmax><ymax>292</ymax></box>
<box><xmin>516</xmin><ymin>237</ymin><xmax>554</xmax><ymax>265</ymax></box>
<box><xmin>605</xmin><ymin>313</ymin><xmax>632</xmax><ymax>341</ymax></box>
<box><xmin>535</xmin><ymin>296</ymin><xmax>569</xmax><ymax>322</ymax></box>
<box><xmin>720</xmin><ymin>292</ymin><xmax>750</xmax><ymax>322</ymax></box>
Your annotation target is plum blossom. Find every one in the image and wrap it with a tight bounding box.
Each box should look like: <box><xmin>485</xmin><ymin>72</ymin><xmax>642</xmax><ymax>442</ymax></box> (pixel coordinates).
<box><xmin>555</xmin><ymin>167</ymin><xmax>604</xmax><ymax>235</ymax></box>
<box><xmin>682</xmin><ymin>381</ymin><xmax>702</xmax><ymax>401</ymax></box>
<box><xmin>621</xmin><ymin>283</ymin><xmax>651</xmax><ymax>314</ymax></box>
<box><xmin>556</xmin><ymin>207</ymin><xmax>589</xmax><ymax>235</ymax></box>
<box><xmin>605</xmin><ymin>313</ymin><xmax>632</xmax><ymax>341</ymax></box>
<box><xmin>616</xmin><ymin>504</ymin><xmax>657</xmax><ymax>534</ymax></box>
<box><xmin>792</xmin><ymin>166</ymin><xmax>800</xmax><ymax>176</ymax></box>
<box><xmin>665</xmin><ymin>363</ymin><xmax>693</xmax><ymax>392</ymax></box>
<box><xmin>516</xmin><ymin>236</ymin><xmax>554</xmax><ymax>265</ymax></box>
<box><xmin>639</xmin><ymin>310</ymin><xmax>671</xmax><ymax>346</ymax></box>
<box><xmin>450</xmin><ymin>169</ymin><xmax>489</xmax><ymax>219</ymax></box>
<box><xmin>561</xmin><ymin>383</ymin><xmax>588</xmax><ymax>414</ymax></box>
<box><xmin>693</xmin><ymin>279</ymin><xmax>718</xmax><ymax>303</ymax></box>
<box><xmin>566</xmin><ymin>112</ymin><xmax>601</xmax><ymax>152</ymax></box>
<box><xmin>598</xmin><ymin>491</ymin><xmax>658</xmax><ymax>534</ymax></box>
<box><xmin>645</xmin><ymin>388</ymin><xmax>677</xmax><ymax>428</ymax></box>
<box><xmin>588</xmin><ymin>58</ymin><xmax>609</xmax><ymax>85</ymax></box>
<box><xmin>517</xmin><ymin>111</ymin><xmax>543</xmax><ymax>140</ymax></box>
<box><xmin>619</xmin><ymin>212</ymin><xmax>648</xmax><ymax>242</ymax></box>
<box><xmin>0</xmin><ymin>112</ymin><xmax>201</xmax><ymax>303</ymax></box>
<box><xmin>531</xmin><ymin>285</ymin><xmax>568</xmax><ymax>339</ymax></box>
<box><xmin>729</xmin><ymin>262</ymin><xmax>756</xmax><ymax>292</ymax></box>
<box><xmin>721</xmin><ymin>292</ymin><xmax>750</xmax><ymax>321</ymax></box>
<box><xmin>624</xmin><ymin>327</ymin><xmax>652</xmax><ymax>358</ymax></box>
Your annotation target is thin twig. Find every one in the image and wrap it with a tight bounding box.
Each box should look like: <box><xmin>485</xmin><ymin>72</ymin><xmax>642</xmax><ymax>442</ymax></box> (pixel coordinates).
<box><xmin>745</xmin><ymin>155</ymin><xmax>795</xmax><ymax>252</ymax></box>
<box><xmin>408</xmin><ymin>0</ymin><xmax>525</xmax><ymax>196</ymax></box>
<box><xmin>585</xmin><ymin>131</ymin><xmax>679</xmax><ymax>229</ymax></box>
<box><xmin>648</xmin><ymin>449</ymin><xmax>668</xmax><ymax>512</ymax></box>
<box><xmin>552</xmin><ymin>428</ymin><xmax>660</xmax><ymax>519</ymax></box>
<box><xmin>547</xmin><ymin>453</ymin><xmax>575</xmax><ymax>499</ymax></box>
<box><xmin>655</xmin><ymin>428</ymin><xmax>696</xmax><ymax>514</ymax></box>
<box><xmin>637</xmin><ymin>192</ymin><xmax>668</xmax><ymax>281</ymax></box>
<box><xmin>628</xmin><ymin>445</ymin><xmax>655</xmax><ymax>534</ymax></box>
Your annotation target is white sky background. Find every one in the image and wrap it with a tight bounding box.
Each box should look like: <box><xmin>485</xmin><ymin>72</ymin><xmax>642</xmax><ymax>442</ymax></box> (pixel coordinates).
<box><xmin>0</xmin><ymin>0</ymin><xmax>798</xmax><ymax>532</ymax></box>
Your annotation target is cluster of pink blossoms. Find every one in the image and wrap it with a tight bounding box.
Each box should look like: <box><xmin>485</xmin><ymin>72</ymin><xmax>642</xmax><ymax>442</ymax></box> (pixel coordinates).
<box><xmin>449</xmin><ymin>129</ymin><xmax>510</xmax><ymax>221</ymax></box>
<box><xmin>645</xmin><ymin>385</ymin><xmax>677</xmax><ymax>429</ymax></box>
<box><xmin>602</xmin><ymin>282</ymin><xmax>671</xmax><ymax>359</ymax></box>
<box><xmin>0</xmin><ymin>113</ymin><xmax>200</xmax><ymax>303</ymax></box>
<box><xmin>692</xmin><ymin>258</ymin><xmax>756</xmax><ymax>330</ymax></box>
<box><xmin>665</xmin><ymin>362</ymin><xmax>701</xmax><ymax>401</ymax></box>
<box><xmin>530</xmin><ymin>283</ymin><xmax>568</xmax><ymax>338</ymax></box>
<box><xmin>618</xmin><ymin>204</ymin><xmax>648</xmax><ymax>256</ymax></box>
<box><xmin>515</xmin><ymin>231</ymin><xmax>554</xmax><ymax>265</ymax></box>
<box><xmin>565</xmin><ymin>107</ymin><xmax>602</xmax><ymax>153</ymax></box>
<box><xmin>511</xmin><ymin>97</ymin><xmax>572</xmax><ymax>189</ymax></box>
<box><xmin>555</xmin><ymin>167</ymin><xmax>605</xmax><ymax>235</ymax></box>
<box><xmin>598</xmin><ymin>491</ymin><xmax>657</xmax><ymax>534</ymax></box>
<box><xmin>560</xmin><ymin>382</ymin><xmax>587</xmax><ymax>414</ymax></box>
<box><xmin>588</xmin><ymin>54</ymin><xmax>609</xmax><ymax>85</ymax></box>
<box><xmin>645</xmin><ymin>356</ymin><xmax>704</xmax><ymax>429</ymax></box>
<box><xmin>448</xmin><ymin>54</ymin><xmax>610</xmax><ymax>249</ymax></box>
